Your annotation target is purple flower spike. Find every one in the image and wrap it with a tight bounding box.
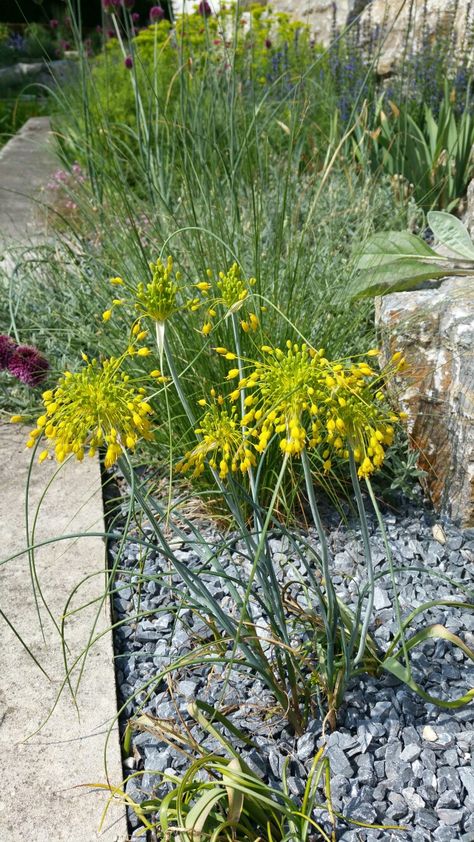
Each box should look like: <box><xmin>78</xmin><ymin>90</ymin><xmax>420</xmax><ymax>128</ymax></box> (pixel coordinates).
<box><xmin>0</xmin><ymin>335</ymin><xmax>17</xmax><ymax>370</ymax></box>
<box><xmin>150</xmin><ymin>5</ymin><xmax>165</xmax><ymax>22</ymax></box>
<box><xmin>197</xmin><ymin>1</ymin><xmax>212</xmax><ymax>16</ymax></box>
<box><xmin>8</xmin><ymin>346</ymin><xmax>49</xmax><ymax>387</ymax></box>
<box><xmin>124</xmin><ymin>54</ymin><xmax>133</xmax><ymax>68</ymax></box>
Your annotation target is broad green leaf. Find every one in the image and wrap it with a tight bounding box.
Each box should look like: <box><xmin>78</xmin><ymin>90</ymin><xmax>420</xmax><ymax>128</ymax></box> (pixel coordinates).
<box><xmin>355</xmin><ymin>231</ymin><xmax>438</xmax><ymax>270</ymax></box>
<box><xmin>427</xmin><ymin>210</ymin><xmax>474</xmax><ymax>259</ymax></box>
<box><xmin>350</xmin><ymin>259</ymin><xmax>448</xmax><ymax>300</ymax></box>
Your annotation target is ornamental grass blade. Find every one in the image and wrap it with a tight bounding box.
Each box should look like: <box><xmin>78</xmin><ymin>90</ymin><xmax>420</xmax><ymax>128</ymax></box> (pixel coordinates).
<box><xmin>194</xmin><ymin>700</ymin><xmax>258</xmax><ymax>748</ymax></box>
<box><xmin>383</xmin><ymin>624</ymin><xmax>474</xmax><ymax>709</ymax></box>
<box><xmin>223</xmin><ymin>758</ymin><xmax>245</xmax><ymax>825</ymax></box>
<box><xmin>183</xmin><ymin>788</ymin><xmax>225</xmax><ymax>842</ymax></box>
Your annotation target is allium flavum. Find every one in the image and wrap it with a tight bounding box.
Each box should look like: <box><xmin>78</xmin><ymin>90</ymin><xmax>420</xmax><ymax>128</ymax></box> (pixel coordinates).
<box><xmin>197</xmin><ymin>263</ymin><xmax>258</xmax><ymax>335</ymax></box>
<box><xmin>229</xmin><ymin>342</ymin><xmax>405</xmax><ymax>478</ymax></box>
<box><xmin>33</xmin><ymin>354</ymin><xmax>154</xmax><ymax>467</ymax></box>
<box><xmin>176</xmin><ymin>395</ymin><xmax>256</xmax><ymax>479</ymax></box>
<box><xmin>135</xmin><ymin>256</ymin><xmax>200</xmax><ymax>324</ymax></box>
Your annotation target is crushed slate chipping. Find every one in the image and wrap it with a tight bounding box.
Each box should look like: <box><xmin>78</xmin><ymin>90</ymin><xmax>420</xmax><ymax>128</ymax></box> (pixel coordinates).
<box><xmin>108</xmin><ymin>484</ymin><xmax>474</xmax><ymax>842</ymax></box>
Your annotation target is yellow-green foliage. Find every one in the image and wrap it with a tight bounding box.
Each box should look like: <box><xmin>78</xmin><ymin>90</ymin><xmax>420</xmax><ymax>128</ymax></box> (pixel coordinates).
<box><xmin>87</xmin><ymin>3</ymin><xmax>313</xmax><ymax>131</ymax></box>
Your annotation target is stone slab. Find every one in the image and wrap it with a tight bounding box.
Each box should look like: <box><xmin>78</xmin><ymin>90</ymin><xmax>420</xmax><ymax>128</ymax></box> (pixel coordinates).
<box><xmin>0</xmin><ymin>423</ymin><xmax>128</xmax><ymax>841</ymax></box>
<box><xmin>0</xmin><ymin>117</ymin><xmax>56</xmax><ymax>244</ymax></box>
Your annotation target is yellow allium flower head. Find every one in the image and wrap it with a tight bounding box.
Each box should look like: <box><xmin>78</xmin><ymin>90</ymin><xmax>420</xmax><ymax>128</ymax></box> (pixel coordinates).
<box><xmin>317</xmin><ymin>354</ymin><xmax>403</xmax><ymax>478</ymax></box>
<box><xmin>134</xmin><ymin>256</ymin><xmax>198</xmax><ymax>326</ymax></box>
<box><xmin>227</xmin><ymin>341</ymin><xmax>404</xmax><ymax>473</ymax></box>
<box><xmin>237</xmin><ymin>341</ymin><xmax>325</xmax><ymax>456</ymax></box>
<box><xmin>198</xmin><ymin>264</ymin><xmax>257</xmax><ymax>334</ymax></box>
<box><xmin>216</xmin><ymin>263</ymin><xmax>254</xmax><ymax>311</ymax></box>
<box><xmin>176</xmin><ymin>399</ymin><xmax>256</xmax><ymax>479</ymax></box>
<box><xmin>35</xmin><ymin>355</ymin><xmax>154</xmax><ymax>468</ymax></box>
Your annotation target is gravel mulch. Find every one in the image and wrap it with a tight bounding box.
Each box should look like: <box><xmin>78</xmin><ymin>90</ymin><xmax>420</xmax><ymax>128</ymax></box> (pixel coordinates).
<box><xmin>108</xmin><ymin>477</ymin><xmax>474</xmax><ymax>842</ymax></box>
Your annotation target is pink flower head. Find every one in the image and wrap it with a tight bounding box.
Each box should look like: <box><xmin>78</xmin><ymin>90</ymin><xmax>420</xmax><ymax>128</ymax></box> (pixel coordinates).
<box><xmin>131</xmin><ymin>12</ymin><xmax>140</xmax><ymax>21</ymax></box>
<box><xmin>197</xmin><ymin>1</ymin><xmax>212</xmax><ymax>16</ymax></box>
<box><xmin>103</xmin><ymin>0</ymin><xmax>121</xmax><ymax>9</ymax></box>
<box><xmin>0</xmin><ymin>335</ymin><xmax>17</xmax><ymax>370</ymax></box>
<box><xmin>149</xmin><ymin>5</ymin><xmax>165</xmax><ymax>22</ymax></box>
<box><xmin>124</xmin><ymin>54</ymin><xmax>133</xmax><ymax>68</ymax></box>
<box><xmin>8</xmin><ymin>345</ymin><xmax>49</xmax><ymax>387</ymax></box>
<box><xmin>49</xmin><ymin>19</ymin><xmax>59</xmax><ymax>30</ymax></box>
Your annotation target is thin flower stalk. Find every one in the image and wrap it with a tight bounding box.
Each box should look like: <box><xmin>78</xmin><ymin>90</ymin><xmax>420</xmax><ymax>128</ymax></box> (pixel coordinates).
<box><xmin>349</xmin><ymin>449</ymin><xmax>375</xmax><ymax>666</ymax></box>
<box><xmin>301</xmin><ymin>448</ymin><xmax>337</xmax><ymax>690</ymax></box>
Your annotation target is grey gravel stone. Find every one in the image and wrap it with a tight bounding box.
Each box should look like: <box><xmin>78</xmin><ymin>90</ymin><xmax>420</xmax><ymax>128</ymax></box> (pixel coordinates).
<box><xmin>110</xmin><ymin>473</ymin><xmax>473</xmax><ymax>842</ymax></box>
<box><xmin>459</xmin><ymin>768</ymin><xmax>474</xmax><ymax>800</ymax></box>
<box><xmin>400</xmin><ymin>743</ymin><xmax>422</xmax><ymax>762</ymax></box>
<box><xmin>436</xmin><ymin>807</ymin><xmax>466</xmax><ymax>825</ymax></box>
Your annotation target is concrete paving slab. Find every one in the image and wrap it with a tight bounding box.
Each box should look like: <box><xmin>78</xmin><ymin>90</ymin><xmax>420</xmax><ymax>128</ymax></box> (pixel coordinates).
<box><xmin>0</xmin><ymin>117</ymin><xmax>56</xmax><ymax>243</ymax></box>
<box><xmin>0</xmin><ymin>423</ymin><xmax>128</xmax><ymax>842</ymax></box>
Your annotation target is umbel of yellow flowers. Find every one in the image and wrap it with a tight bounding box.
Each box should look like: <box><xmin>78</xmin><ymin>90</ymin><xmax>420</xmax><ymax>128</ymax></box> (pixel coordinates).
<box><xmin>179</xmin><ymin>343</ymin><xmax>406</xmax><ymax>480</ymax></box>
<box><xmin>32</xmin><ymin>354</ymin><xmax>154</xmax><ymax>468</ymax></box>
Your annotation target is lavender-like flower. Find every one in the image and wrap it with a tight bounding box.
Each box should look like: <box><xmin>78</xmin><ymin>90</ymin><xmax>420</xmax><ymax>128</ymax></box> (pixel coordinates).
<box><xmin>8</xmin><ymin>345</ymin><xmax>49</xmax><ymax>387</ymax></box>
<box><xmin>0</xmin><ymin>335</ymin><xmax>17</xmax><ymax>370</ymax></box>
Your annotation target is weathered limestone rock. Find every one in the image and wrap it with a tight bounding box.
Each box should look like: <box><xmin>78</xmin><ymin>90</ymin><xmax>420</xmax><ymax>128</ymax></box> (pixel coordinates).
<box><xmin>359</xmin><ymin>0</ymin><xmax>474</xmax><ymax>75</ymax></box>
<box><xmin>269</xmin><ymin>0</ymin><xmax>473</xmax><ymax>67</ymax></box>
<box><xmin>263</xmin><ymin>1</ymin><xmax>352</xmax><ymax>43</ymax></box>
<box><xmin>376</xmin><ymin>277</ymin><xmax>474</xmax><ymax>527</ymax></box>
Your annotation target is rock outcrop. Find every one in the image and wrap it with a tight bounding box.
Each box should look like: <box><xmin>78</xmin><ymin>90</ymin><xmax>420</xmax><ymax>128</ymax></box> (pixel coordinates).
<box><xmin>268</xmin><ymin>0</ymin><xmax>473</xmax><ymax>72</ymax></box>
<box><xmin>376</xmin><ymin>222</ymin><xmax>474</xmax><ymax>526</ymax></box>
<box><xmin>358</xmin><ymin>0</ymin><xmax>474</xmax><ymax>75</ymax></box>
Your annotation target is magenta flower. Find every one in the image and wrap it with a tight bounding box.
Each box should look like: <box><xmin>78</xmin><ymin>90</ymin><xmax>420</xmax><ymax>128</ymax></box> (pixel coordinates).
<box><xmin>103</xmin><ymin>0</ymin><xmax>121</xmax><ymax>9</ymax></box>
<box><xmin>49</xmin><ymin>19</ymin><xmax>59</xmax><ymax>30</ymax></box>
<box><xmin>0</xmin><ymin>335</ymin><xmax>17</xmax><ymax>370</ymax></box>
<box><xmin>197</xmin><ymin>1</ymin><xmax>212</xmax><ymax>16</ymax></box>
<box><xmin>131</xmin><ymin>12</ymin><xmax>140</xmax><ymax>22</ymax></box>
<box><xmin>149</xmin><ymin>5</ymin><xmax>165</xmax><ymax>22</ymax></box>
<box><xmin>124</xmin><ymin>54</ymin><xmax>133</xmax><ymax>68</ymax></box>
<box><xmin>8</xmin><ymin>346</ymin><xmax>49</xmax><ymax>387</ymax></box>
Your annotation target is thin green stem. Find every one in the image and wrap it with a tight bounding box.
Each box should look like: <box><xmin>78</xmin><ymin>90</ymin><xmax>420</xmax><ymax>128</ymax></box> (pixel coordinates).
<box><xmin>349</xmin><ymin>450</ymin><xmax>375</xmax><ymax>666</ymax></box>
<box><xmin>300</xmin><ymin>449</ymin><xmax>336</xmax><ymax>690</ymax></box>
